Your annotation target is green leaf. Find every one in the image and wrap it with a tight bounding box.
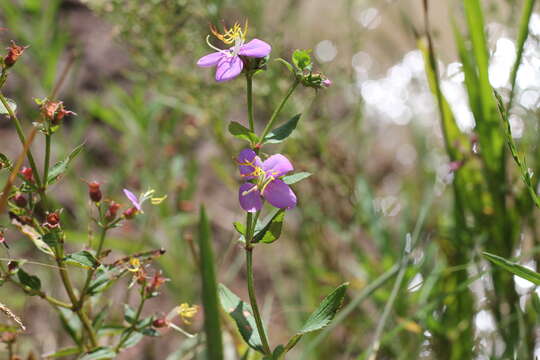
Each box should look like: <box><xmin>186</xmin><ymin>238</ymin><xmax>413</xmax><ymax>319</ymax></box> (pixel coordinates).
<box><xmin>79</xmin><ymin>347</ymin><xmax>116</xmax><ymax>360</ymax></box>
<box><xmin>64</xmin><ymin>250</ymin><xmax>99</xmax><ymax>269</ymax></box>
<box><xmin>87</xmin><ymin>265</ymin><xmax>125</xmax><ymax>295</ymax></box>
<box><xmin>0</xmin><ymin>98</ymin><xmax>17</xmax><ymax>115</ymax></box>
<box><xmin>285</xmin><ymin>283</ymin><xmax>349</xmax><ymax>351</ymax></box>
<box><xmin>121</xmin><ymin>331</ymin><xmax>143</xmax><ymax>349</ymax></box>
<box><xmin>124</xmin><ymin>304</ymin><xmax>136</xmax><ymax>324</ymax></box>
<box><xmin>228</xmin><ymin>121</ymin><xmax>259</xmax><ymax>144</ymax></box>
<box><xmin>47</xmin><ymin>143</ymin><xmax>85</xmax><ymax>185</ymax></box>
<box><xmin>11</xmin><ymin>217</ymin><xmax>54</xmax><ymax>256</ymax></box>
<box><xmin>198</xmin><ymin>207</ymin><xmax>224</xmax><ymax>360</ymax></box>
<box><xmin>141</xmin><ymin>327</ymin><xmax>160</xmax><ymax>337</ymax></box>
<box><xmin>58</xmin><ymin>307</ymin><xmax>82</xmax><ymax>347</ymax></box>
<box><xmin>43</xmin><ymin>347</ymin><xmax>80</xmax><ymax>358</ymax></box>
<box><xmin>483</xmin><ymin>252</ymin><xmax>540</xmax><ymax>285</ymax></box>
<box><xmin>233</xmin><ymin>221</ymin><xmax>246</xmax><ymax>235</ymax></box>
<box><xmin>0</xmin><ymin>153</ymin><xmax>12</xmax><ymax>170</ymax></box>
<box><xmin>282</xmin><ymin>172</ymin><xmax>312</xmax><ymax>185</ymax></box>
<box><xmin>17</xmin><ymin>268</ymin><xmax>41</xmax><ymax>292</ymax></box>
<box><xmin>252</xmin><ymin>209</ymin><xmax>285</xmax><ymax>244</ymax></box>
<box><xmin>292</xmin><ymin>49</ymin><xmax>312</xmax><ymax>71</ymax></box>
<box><xmin>218</xmin><ymin>283</ymin><xmax>265</xmax><ymax>353</ymax></box>
<box><xmin>263</xmin><ymin>114</ymin><xmax>301</xmax><ymax>144</ymax></box>
<box><xmin>43</xmin><ymin>232</ymin><xmax>61</xmax><ymax>248</ymax></box>
<box><xmin>275</xmin><ymin>58</ymin><xmax>294</xmax><ymax>73</ymax></box>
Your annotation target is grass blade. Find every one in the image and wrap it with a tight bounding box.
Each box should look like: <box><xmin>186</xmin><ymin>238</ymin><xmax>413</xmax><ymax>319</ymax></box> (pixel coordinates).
<box><xmin>198</xmin><ymin>207</ymin><xmax>224</xmax><ymax>360</ymax></box>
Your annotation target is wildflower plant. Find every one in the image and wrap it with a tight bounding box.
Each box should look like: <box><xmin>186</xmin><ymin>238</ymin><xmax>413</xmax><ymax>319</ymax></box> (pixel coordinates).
<box><xmin>0</xmin><ymin>39</ymin><xmax>189</xmax><ymax>358</ymax></box>
<box><xmin>197</xmin><ymin>22</ymin><xmax>346</xmax><ymax>359</ymax></box>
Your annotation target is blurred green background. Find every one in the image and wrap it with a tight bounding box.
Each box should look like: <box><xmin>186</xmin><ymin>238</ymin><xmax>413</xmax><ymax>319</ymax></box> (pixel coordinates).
<box><xmin>1</xmin><ymin>0</ymin><xmax>540</xmax><ymax>359</ymax></box>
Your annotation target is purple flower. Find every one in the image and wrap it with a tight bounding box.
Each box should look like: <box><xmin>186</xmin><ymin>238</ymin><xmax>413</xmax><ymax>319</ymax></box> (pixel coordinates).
<box><xmin>123</xmin><ymin>189</ymin><xmax>142</xmax><ymax>211</ymax></box>
<box><xmin>237</xmin><ymin>149</ymin><xmax>297</xmax><ymax>212</ymax></box>
<box><xmin>197</xmin><ymin>22</ymin><xmax>271</xmax><ymax>82</ymax></box>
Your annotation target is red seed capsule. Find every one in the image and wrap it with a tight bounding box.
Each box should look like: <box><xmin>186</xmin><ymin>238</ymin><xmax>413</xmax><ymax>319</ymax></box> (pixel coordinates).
<box><xmin>46</xmin><ymin>212</ymin><xmax>60</xmax><ymax>227</ymax></box>
<box><xmin>105</xmin><ymin>201</ymin><xmax>120</xmax><ymax>222</ymax></box>
<box><xmin>152</xmin><ymin>318</ymin><xmax>168</xmax><ymax>328</ymax></box>
<box><xmin>88</xmin><ymin>181</ymin><xmax>102</xmax><ymax>203</ymax></box>
<box><xmin>4</xmin><ymin>41</ymin><xmax>27</xmax><ymax>68</ymax></box>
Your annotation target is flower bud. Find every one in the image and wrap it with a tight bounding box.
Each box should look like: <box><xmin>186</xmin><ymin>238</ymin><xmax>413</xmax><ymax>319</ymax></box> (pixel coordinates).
<box><xmin>12</xmin><ymin>193</ymin><xmax>27</xmax><ymax>208</ymax></box>
<box><xmin>7</xmin><ymin>261</ymin><xmax>18</xmax><ymax>272</ymax></box>
<box><xmin>20</xmin><ymin>167</ymin><xmax>33</xmax><ymax>182</ymax></box>
<box><xmin>105</xmin><ymin>201</ymin><xmax>120</xmax><ymax>222</ymax></box>
<box><xmin>152</xmin><ymin>317</ymin><xmax>168</xmax><ymax>328</ymax></box>
<box><xmin>322</xmin><ymin>78</ymin><xmax>332</xmax><ymax>88</ymax></box>
<box><xmin>4</xmin><ymin>41</ymin><xmax>27</xmax><ymax>68</ymax></box>
<box><xmin>146</xmin><ymin>271</ymin><xmax>167</xmax><ymax>294</ymax></box>
<box><xmin>123</xmin><ymin>206</ymin><xmax>138</xmax><ymax>219</ymax></box>
<box><xmin>88</xmin><ymin>181</ymin><xmax>102</xmax><ymax>203</ymax></box>
<box><xmin>45</xmin><ymin>212</ymin><xmax>60</xmax><ymax>228</ymax></box>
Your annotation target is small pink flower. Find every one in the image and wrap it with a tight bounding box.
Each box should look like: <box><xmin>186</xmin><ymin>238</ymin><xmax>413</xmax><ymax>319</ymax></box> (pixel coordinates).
<box><xmin>123</xmin><ymin>189</ymin><xmax>142</xmax><ymax>211</ymax></box>
<box><xmin>197</xmin><ymin>21</ymin><xmax>271</xmax><ymax>82</ymax></box>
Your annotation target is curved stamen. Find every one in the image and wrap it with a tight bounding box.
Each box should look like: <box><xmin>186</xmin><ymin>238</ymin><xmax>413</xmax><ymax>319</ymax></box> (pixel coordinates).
<box><xmin>205</xmin><ymin>35</ymin><xmax>230</xmax><ymax>55</ymax></box>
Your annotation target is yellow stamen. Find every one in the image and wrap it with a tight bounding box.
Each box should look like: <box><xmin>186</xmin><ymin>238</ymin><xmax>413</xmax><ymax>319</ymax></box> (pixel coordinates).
<box><xmin>177</xmin><ymin>303</ymin><xmax>199</xmax><ymax>324</ymax></box>
<box><xmin>127</xmin><ymin>257</ymin><xmax>141</xmax><ymax>272</ymax></box>
<box><xmin>210</xmin><ymin>20</ymin><xmax>248</xmax><ymax>45</ymax></box>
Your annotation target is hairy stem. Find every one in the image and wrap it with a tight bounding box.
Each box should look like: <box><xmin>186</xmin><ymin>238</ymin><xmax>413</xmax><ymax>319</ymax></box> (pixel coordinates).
<box><xmin>246</xmin><ymin>73</ymin><xmax>255</xmax><ymax>132</ymax></box>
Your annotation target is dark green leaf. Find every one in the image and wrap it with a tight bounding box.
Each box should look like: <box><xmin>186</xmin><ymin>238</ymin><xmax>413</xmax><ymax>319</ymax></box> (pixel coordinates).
<box><xmin>0</xmin><ymin>98</ymin><xmax>17</xmax><ymax>115</ymax></box>
<box><xmin>263</xmin><ymin>114</ymin><xmax>301</xmax><ymax>144</ymax></box>
<box><xmin>141</xmin><ymin>327</ymin><xmax>160</xmax><ymax>337</ymax></box>
<box><xmin>219</xmin><ymin>283</ymin><xmax>265</xmax><ymax>353</ymax></box>
<box><xmin>285</xmin><ymin>283</ymin><xmax>349</xmax><ymax>351</ymax></box>
<box><xmin>43</xmin><ymin>347</ymin><xmax>80</xmax><ymax>358</ymax></box>
<box><xmin>292</xmin><ymin>50</ymin><xmax>312</xmax><ymax>71</ymax></box>
<box><xmin>17</xmin><ymin>268</ymin><xmax>41</xmax><ymax>292</ymax></box>
<box><xmin>253</xmin><ymin>209</ymin><xmax>285</xmax><ymax>244</ymax></box>
<box><xmin>87</xmin><ymin>265</ymin><xmax>125</xmax><ymax>295</ymax></box>
<box><xmin>228</xmin><ymin>121</ymin><xmax>259</xmax><ymax>144</ymax></box>
<box><xmin>64</xmin><ymin>250</ymin><xmax>99</xmax><ymax>269</ymax></box>
<box><xmin>79</xmin><ymin>347</ymin><xmax>116</xmax><ymax>360</ymax></box>
<box><xmin>43</xmin><ymin>232</ymin><xmax>61</xmax><ymax>248</ymax></box>
<box><xmin>483</xmin><ymin>252</ymin><xmax>540</xmax><ymax>285</ymax></box>
<box><xmin>198</xmin><ymin>207</ymin><xmax>224</xmax><ymax>360</ymax></box>
<box><xmin>282</xmin><ymin>172</ymin><xmax>312</xmax><ymax>185</ymax></box>
<box><xmin>47</xmin><ymin>143</ymin><xmax>85</xmax><ymax>185</ymax></box>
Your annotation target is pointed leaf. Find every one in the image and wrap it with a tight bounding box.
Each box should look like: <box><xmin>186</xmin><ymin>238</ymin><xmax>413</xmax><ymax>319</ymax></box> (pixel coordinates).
<box><xmin>282</xmin><ymin>172</ymin><xmax>312</xmax><ymax>185</ymax></box>
<box><xmin>252</xmin><ymin>209</ymin><xmax>285</xmax><ymax>244</ymax></box>
<box><xmin>228</xmin><ymin>121</ymin><xmax>259</xmax><ymax>144</ymax></box>
<box><xmin>285</xmin><ymin>283</ymin><xmax>349</xmax><ymax>351</ymax></box>
<box><xmin>64</xmin><ymin>250</ymin><xmax>99</xmax><ymax>269</ymax></box>
<box><xmin>47</xmin><ymin>143</ymin><xmax>85</xmax><ymax>185</ymax></box>
<box><xmin>43</xmin><ymin>347</ymin><xmax>80</xmax><ymax>358</ymax></box>
<box><xmin>483</xmin><ymin>252</ymin><xmax>540</xmax><ymax>285</ymax></box>
<box><xmin>17</xmin><ymin>268</ymin><xmax>41</xmax><ymax>292</ymax></box>
<box><xmin>218</xmin><ymin>283</ymin><xmax>265</xmax><ymax>353</ymax></box>
<box><xmin>79</xmin><ymin>347</ymin><xmax>116</xmax><ymax>360</ymax></box>
<box><xmin>292</xmin><ymin>50</ymin><xmax>312</xmax><ymax>71</ymax></box>
<box><xmin>263</xmin><ymin>114</ymin><xmax>301</xmax><ymax>144</ymax></box>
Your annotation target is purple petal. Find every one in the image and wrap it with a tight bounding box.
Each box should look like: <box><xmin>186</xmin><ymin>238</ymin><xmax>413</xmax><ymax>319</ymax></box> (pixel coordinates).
<box><xmin>238</xmin><ymin>39</ymin><xmax>272</xmax><ymax>58</ymax></box>
<box><xmin>215</xmin><ymin>55</ymin><xmax>243</xmax><ymax>82</ymax></box>
<box><xmin>239</xmin><ymin>183</ymin><xmax>263</xmax><ymax>212</ymax></box>
<box><xmin>262</xmin><ymin>179</ymin><xmax>296</xmax><ymax>209</ymax></box>
<box><xmin>262</xmin><ymin>154</ymin><xmax>293</xmax><ymax>177</ymax></box>
<box><xmin>197</xmin><ymin>52</ymin><xmax>224</xmax><ymax>67</ymax></box>
<box><xmin>237</xmin><ymin>149</ymin><xmax>262</xmax><ymax>180</ymax></box>
<box><xmin>123</xmin><ymin>189</ymin><xmax>142</xmax><ymax>211</ymax></box>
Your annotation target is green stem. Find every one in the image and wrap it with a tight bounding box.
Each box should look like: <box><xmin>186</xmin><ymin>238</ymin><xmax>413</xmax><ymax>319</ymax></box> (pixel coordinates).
<box><xmin>259</xmin><ymin>80</ymin><xmax>299</xmax><ymax>142</ymax></box>
<box><xmin>43</xmin><ymin>133</ymin><xmax>51</xmax><ymax>189</ymax></box>
<box><xmin>115</xmin><ymin>287</ymin><xmax>146</xmax><ymax>352</ymax></box>
<box><xmin>79</xmin><ymin>226</ymin><xmax>108</xmax><ymax>307</ymax></box>
<box><xmin>55</xmin><ymin>243</ymin><xmax>98</xmax><ymax>348</ymax></box>
<box><xmin>244</xmin><ymin>212</ymin><xmax>271</xmax><ymax>355</ymax></box>
<box><xmin>246</xmin><ymin>73</ymin><xmax>255</xmax><ymax>132</ymax></box>
<box><xmin>0</xmin><ymin>91</ymin><xmax>42</xmax><ymax>188</ymax></box>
